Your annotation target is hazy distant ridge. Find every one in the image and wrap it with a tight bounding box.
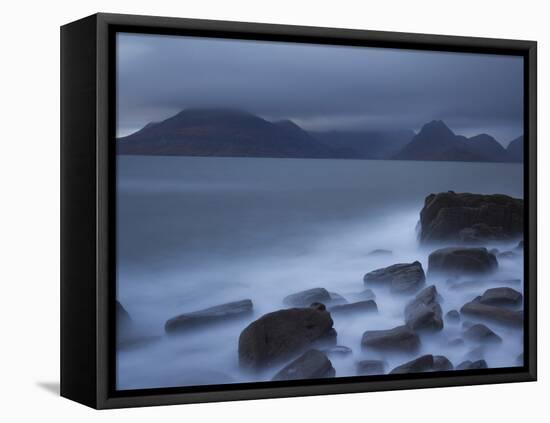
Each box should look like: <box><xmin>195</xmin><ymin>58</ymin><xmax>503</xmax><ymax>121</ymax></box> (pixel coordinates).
<box><xmin>117</xmin><ymin>109</ymin><xmax>523</xmax><ymax>163</ymax></box>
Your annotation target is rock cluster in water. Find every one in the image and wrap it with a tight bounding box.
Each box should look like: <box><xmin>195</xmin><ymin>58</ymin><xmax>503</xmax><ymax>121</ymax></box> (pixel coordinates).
<box><xmin>117</xmin><ymin>192</ymin><xmax>525</xmax><ymax>382</ymax></box>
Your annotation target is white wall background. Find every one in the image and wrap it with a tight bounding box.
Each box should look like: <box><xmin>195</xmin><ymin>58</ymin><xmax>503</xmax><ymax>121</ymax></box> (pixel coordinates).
<box><xmin>1</xmin><ymin>0</ymin><xmax>546</xmax><ymax>420</ymax></box>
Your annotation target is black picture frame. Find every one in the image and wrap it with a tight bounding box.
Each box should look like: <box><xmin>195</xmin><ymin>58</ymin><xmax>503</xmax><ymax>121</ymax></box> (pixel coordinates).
<box><xmin>60</xmin><ymin>12</ymin><xmax>537</xmax><ymax>409</ymax></box>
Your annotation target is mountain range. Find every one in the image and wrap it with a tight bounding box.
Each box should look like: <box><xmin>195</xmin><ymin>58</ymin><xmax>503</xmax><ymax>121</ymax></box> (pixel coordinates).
<box><xmin>117</xmin><ymin>109</ymin><xmax>523</xmax><ymax>163</ymax></box>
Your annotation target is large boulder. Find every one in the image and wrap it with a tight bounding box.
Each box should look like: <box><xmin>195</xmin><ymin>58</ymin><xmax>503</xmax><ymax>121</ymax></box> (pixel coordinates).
<box><xmin>364</xmin><ymin>261</ymin><xmax>426</xmax><ymax>294</ymax></box>
<box><xmin>272</xmin><ymin>350</ymin><xmax>335</xmax><ymax>381</ymax></box>
<box><xmin>463</xmin><ymin>323</ymin><xmax>502</xmax><ymax>344</ymax></box>
<box><xmin>419</xmin><ymin>191</ymin><xmax>523</xmax><ymax>243</ymax></box>
<box><xmin>404</xmin><ymin>285</ymin><xmax>443</xmax><ymax>332</ymax></box>
<box><xmin>283</xmin><ymin>288</ymin><xmax>346</xmax><ymax>307</ymax></box>
<box><xmin>477</xmin><ymin>287</ymin><xmax>523</xmax><ymax>307</ymax></box>
<box><xmin>165</xmin><ymin>299</ymin><xmax>253</xmax><ymax>334</ymax></box>
<box><xmin>361</xmin><ymin>325</ymin><xmax>420</xmax><ymax>352</ymax></box>
<box><xmin>330</xmin><ymin>300</ymin><xmax>378</xmax><ymax>315</ymax></box>
<box><xmin>428</xmin><ymin>247</ymin><xmax>497</xmax><ymax>276</ymax></box>
<box><xmin>460</xmin><ymin>301</ymin><xmax>523</xmax><ymax>327</ymax></box>
<box><xmin>239</xmin><ymin>305</ymin><xmax>336</xmax><ymax>370</ymax></box>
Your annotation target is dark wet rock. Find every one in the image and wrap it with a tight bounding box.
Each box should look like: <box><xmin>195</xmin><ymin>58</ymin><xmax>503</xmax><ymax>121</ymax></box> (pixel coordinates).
<box><xmin>448</xmin><ymin>338</ymin><xmax>465</xmax><ymax>347</ymax></box>
<box><xmin>498</xmin><ymin>251</ymin><xmax>519</xmax><ymax>260</ymax></box>
<box><xmin>165</xmin><ymin>299</ymin><xmax>253</xmax><ymax>334</ymax></box>
<box><xmin>364</xmin><ymin>261</ymin><xmax>426</xmax><ymax>294</ymax></box>
<box><xmin>310</xmin><ymin>302</ymin><xmax>327</xmax><ymax>311</ymax></box>
<box><xmin>477</xmin><ymin>287</ymin><xmax>523</xmax><ymax>307</ymax></box>
<box><xmin>390</xmin><ymin>354</ymin><xmax>434</xmax><ymax>374</ymax></box>
<box><xmin>456</xmin><ymin>360</ymin><xmax>488</xmax><ymax>370</ymax></box>
<box><xmin>330</xmin><ymin>300</ymin><xmax>378</xmax><ymax>315</ymax></box>
<box><xmin>433</xmin><ymin>355</ymin><xmax>454</xmax><ymax>371</ymax></box>
<box><xmin>239</xmin><ymin>305</ymin><xmax>335</xmax><ymax>370</ymax></box>
<box><xmin>445</xmin><ymin>310</ymin><xmax>460</xmax><ymax>323</ymax></box>
<box><xmin>463</xmin><ymin>323</ymin><xmax>502</xmax><ymax>344</ymax></box>
<box><xmin>283</xmin><ymin>288</ymin><xmax>332</xmax><ymax>307</ymax></box>
<box><xmin>459</xmin><ymin>224</ymin><xmax>506</xmax><ymax>244</ymax></box>
<box><xmin>460</xmin><ymin>301</ymin><xmax>523</xmax><ymax>327</ymax></box>
<box><xmin>404</xmin><ymin>285</ymin><xmax>443</xmax><ymax>332</ymax></box>
<box><xmin>356</xmin><ymin>359</ymin><xmax>386</xmax><ymax>375</ymax></box>
<box><xmin>361</xmin><ymin>325</ymin><xmax>420</xmax><ymax>353</ymax></box>
<box><xmin>272</xmin><ymin>350</ymin><xmax>335</xmax><ymax>381</ymax></box>
<box><xmin>428</xmin><ymin>247</ymin><xmax>498</xmax><ymax>276</ymax></box>
<box><xmin>314</xmin><ymin>328</ymin><xmax>338</xmax><ymax>348</ymax></box>
<box><xmin>489</xmin><ymin>248</ymin><xmax>500</xmax><ymax>256</ymax></box>
<box><xmin>367</xmin><ymin>249</ymin><xmax>393</xmax><ymax>256</ymax></box>
<box><xmin>322</xmin><ymin>345</ymin><xmax>352</xmax><ymax>357</ymax></box>
<box><xmin>419</xmin><ymin>192</ymin><xmax>523</xmax><ymax>243</ymax></box>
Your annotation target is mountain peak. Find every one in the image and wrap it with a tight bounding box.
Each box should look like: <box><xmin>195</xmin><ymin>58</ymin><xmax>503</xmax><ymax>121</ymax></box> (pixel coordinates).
<box><xmin>419</xmin><ymin>120</ymin><xmax>454</xmax><ymax>137</ymax></box>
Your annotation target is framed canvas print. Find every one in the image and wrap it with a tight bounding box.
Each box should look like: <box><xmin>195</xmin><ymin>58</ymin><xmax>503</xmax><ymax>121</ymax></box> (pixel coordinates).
<box><xmin>60</xmin><ymin>13</ymin><xmax>537</xmax><ymax>409</ymax></box>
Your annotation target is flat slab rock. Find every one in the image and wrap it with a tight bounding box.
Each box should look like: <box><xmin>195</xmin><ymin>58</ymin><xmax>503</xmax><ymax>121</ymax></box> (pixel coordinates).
<box><xmin>330</xmin><ymin>300</ymin><xmax>378</xmax><ymax>315</ymax></box>
<box><xmin>428</xmin><ymin>247</ymin><xmax>498</xmax><ymax>276</ymax></box>
<box><xmin>419</xmin><ymin>191</ymin><xmax>523</xmax><ymax>243</ymax></box>
<box><xmin>364</xmin><ymin>261</ymin><xmax>426</xmax><ymax>294</ymax></box>
<box><xmin>239</xmin><ymin>305</ymin><xmax>336</xmax><ymax>370</ymax></box>
<box><xmin>460</xmin><ymin>301</ymin><xmax>523</xmax><ymax>327</ymax></box>
<box><xmin>272</xmin><ymin>350</ymin><xmax>335</xmax><ymax>381</ymax></box>
<box><xmin>404</xmin><ymin>285</ymin><xmax>444</xmax><ymax>332</ymax></box>
<box><xmin>361</xmin><ymin>325</ymin><xmax>420</xmax><ymax>352</ymax></box>
<box><xmin>164</xmin><ymin>299</ymin><xmax>253</xmax><ymax>333</ymax></box>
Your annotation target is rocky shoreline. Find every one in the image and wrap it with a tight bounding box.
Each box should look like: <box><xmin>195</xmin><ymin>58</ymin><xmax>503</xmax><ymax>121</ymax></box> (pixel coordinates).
<box><xmin>117</xmin><ymin>191</ymin><xmax>524</xmax><ymax>383</ymax></box>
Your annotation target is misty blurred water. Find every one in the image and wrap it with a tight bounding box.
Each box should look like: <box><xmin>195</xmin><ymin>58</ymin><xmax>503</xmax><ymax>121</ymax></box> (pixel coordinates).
<box><xmin>116</xmin><ymin>156</ymin><xmax>524</xmax><ymax>390</ymax></box>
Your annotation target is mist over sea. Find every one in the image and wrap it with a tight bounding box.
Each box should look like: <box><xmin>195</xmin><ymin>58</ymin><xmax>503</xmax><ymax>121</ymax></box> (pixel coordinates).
<box><xmin>116</xmin><ymin>156</ymin><xmax>524</xmax><ymax>390</ymax></box>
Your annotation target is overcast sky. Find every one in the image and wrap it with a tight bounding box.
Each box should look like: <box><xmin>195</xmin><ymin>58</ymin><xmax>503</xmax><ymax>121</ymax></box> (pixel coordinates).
<box><xmin>116</xmin><ymin>33</ymin><xmax>524</xmax><ymax>145</ymax></box>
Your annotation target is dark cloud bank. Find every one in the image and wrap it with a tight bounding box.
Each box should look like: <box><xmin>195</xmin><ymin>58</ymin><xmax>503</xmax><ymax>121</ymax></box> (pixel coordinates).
<box><xmin>117</xmin><ymin>33</ymin><xmax>523</xmax><ymax>145</ymax></box>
